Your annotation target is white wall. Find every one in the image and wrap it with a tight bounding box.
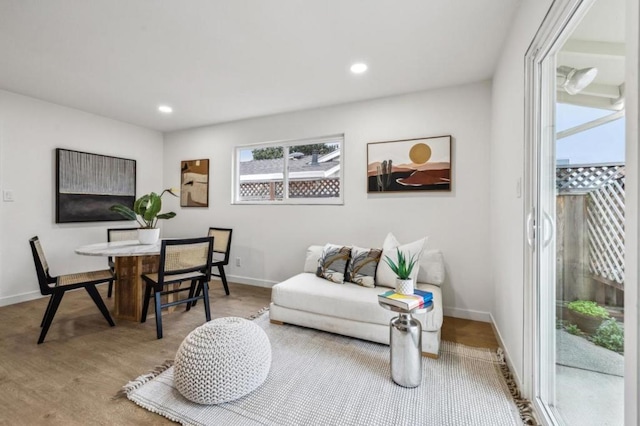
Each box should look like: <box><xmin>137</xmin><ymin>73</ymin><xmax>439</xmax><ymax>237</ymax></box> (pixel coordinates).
<box><xmin>163</xmin><ymin>82</ymin><xmax>494</xmax><ymax>320</ymax></box>
<box><xmin>0</xmin><ymin>90</ymin><xmax>163</xmax><ymax>305</ymax></box>
<box><xmin>490</xmin><ymin>0</ymin><xmax>553</xmax><ymax>391</ymax></box>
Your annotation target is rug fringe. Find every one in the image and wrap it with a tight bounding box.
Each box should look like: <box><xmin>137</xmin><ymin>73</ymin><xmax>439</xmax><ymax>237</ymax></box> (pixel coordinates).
<box><xmin>496</xmin><ymin>348</ymin><xmax>540</xmax><ymax>425</ymax></box>
<box><xmin>247</xmin><ymin>306</ymin><xmax>270</xmax><ymax>320</ymax></box>
<box><xmin>114</xmin><ymin>359</ymin><xmax>174</xmax><ymax>399</ymax></box>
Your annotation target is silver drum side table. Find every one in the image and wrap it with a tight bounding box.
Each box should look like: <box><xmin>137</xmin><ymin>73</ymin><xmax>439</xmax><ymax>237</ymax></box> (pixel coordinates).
<box><xmin>379</xmin><ymin>301</ymin><xmax>434</xmax><ymax>388</ymax></box>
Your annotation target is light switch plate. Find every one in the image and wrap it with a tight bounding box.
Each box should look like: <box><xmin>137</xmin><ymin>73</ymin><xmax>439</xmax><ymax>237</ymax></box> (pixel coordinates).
<box><xmin>3</xmin><ymin>190</ymin><xmax>14</xmax><ymax>202</ymax></box>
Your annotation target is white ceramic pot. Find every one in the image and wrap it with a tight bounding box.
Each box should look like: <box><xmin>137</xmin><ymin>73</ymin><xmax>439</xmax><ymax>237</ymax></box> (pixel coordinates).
<box><xmin>138</xmin><ymin>228</ymin><xmax>160</xmax><ymax>245</ymax></box>
<box><xmin>396</xmin><ymin>278</ymin><xmax>414</xmax><ymax>295</ymax></box>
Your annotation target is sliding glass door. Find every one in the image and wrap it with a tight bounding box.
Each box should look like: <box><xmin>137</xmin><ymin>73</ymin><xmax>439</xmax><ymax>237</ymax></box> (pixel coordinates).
<box><xmin>526</xmin><ymin>0</ymin><xmax>627</xmax><ymax>424</ymax></box>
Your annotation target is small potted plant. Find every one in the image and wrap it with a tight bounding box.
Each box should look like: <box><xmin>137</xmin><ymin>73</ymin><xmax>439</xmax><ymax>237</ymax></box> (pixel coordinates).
<box><xmin>110</xmin><ymin>188</ymin><xmax>178</xmax><ymax>244</ymax></box>
<box><xmin>566</xmin><ymin>300</ymin><xmax>610</xmax><ymax>334</ymax></box>
<box><xmin>384</xmin><ymin>249</ymin><xmax>418</xmax><ymax>295</ymax></box>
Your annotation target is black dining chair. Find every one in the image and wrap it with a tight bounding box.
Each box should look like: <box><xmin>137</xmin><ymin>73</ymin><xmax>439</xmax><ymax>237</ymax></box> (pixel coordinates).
<box><xmin>140</xmin><ymin>236</ymin><xmax>214</xmax><ymax>339</ymax></box>
<box><xmin>28</xmin><ymin>236</ymin><xmax>116</xmax><ymax>344</ymax></box>
<box><xmin>106</xmin><ymin>227</ymin><xmax>138</xmax><ymax>297</ymax></box>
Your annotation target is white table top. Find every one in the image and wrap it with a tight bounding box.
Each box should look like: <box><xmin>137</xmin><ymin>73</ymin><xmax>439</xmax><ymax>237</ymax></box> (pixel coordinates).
<box><xmin>75</xmin><ymin>240</ymin><xmax>161</xmax><ymax>257</ymax></box>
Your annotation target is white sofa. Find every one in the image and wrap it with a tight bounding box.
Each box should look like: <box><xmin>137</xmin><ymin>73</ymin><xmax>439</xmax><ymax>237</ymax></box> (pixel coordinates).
<box><xmin>269</xmin><ymin>245</ymin><xmax>445</xmax><ymax>358</ymax></box>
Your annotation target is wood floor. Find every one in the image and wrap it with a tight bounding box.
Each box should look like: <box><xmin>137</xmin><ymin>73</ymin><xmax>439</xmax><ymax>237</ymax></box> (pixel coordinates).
<box><xmin>0</xmin><ymin>283</ymin><xmax>498</xmax><ymax>425</ymax></box>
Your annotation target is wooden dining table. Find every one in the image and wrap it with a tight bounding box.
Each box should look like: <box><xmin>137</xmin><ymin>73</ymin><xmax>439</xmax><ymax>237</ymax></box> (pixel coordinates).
<box><xmin>75</xmin><ymin>240</ymin><xmax>162</xmax><ymax>322</ymax></box>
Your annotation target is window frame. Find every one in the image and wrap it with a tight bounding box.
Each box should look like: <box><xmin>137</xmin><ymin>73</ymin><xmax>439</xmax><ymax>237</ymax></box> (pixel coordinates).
<box><xmin>232</xmin><ymin>134</ymin><xmax>344</xmax><ymax>205</ymax></box>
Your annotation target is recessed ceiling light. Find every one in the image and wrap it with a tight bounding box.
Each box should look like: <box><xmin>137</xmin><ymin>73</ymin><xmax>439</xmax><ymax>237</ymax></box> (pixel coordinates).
<box><xmin>158</xmin><ymin>105</ymin><xmax>173</xmax><ymax>114</ymax></box>
<box><xmin>350</xmin><ymin>63</ymin><xmax>368</xmax><ymax>74</ymax></box>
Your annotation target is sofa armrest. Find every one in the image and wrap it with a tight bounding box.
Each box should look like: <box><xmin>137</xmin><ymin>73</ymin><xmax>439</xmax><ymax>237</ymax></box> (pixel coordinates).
<box><xmin>303</xmin><ymin>245</ymin><xmax>324</xmax><ymax>273</ymax></box>
<box><xmin>417</xmin><ymin>249</ymin><xmax>445</xmax><ymax>286</ymax></box>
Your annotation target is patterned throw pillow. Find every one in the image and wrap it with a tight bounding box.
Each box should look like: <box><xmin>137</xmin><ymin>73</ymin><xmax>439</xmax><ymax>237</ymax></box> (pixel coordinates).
<box><xmin>316</xmin><ymin>244</ymin><xmax>351</xmax><ymax>284</ymax></box>
<box><xmin>346</xmin><ymin>246</ymin><xmax>382</xmax><ymax>288</ymax></box>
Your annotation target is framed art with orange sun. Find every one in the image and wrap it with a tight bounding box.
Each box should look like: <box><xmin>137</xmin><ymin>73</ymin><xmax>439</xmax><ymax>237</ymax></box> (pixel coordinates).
<box><xmin>366</xmin><ymin>135</ymin><xmax>451</xmax><ymax>192</ymax></box>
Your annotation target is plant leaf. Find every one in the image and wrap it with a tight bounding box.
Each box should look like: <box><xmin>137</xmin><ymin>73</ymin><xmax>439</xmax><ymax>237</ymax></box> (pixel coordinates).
<box><xmin>156</xmin><ymin>212</ymin><xmax>176</xmax><ymax>220</ymax></box>
<box><xmin>141</xmin><ymin>193</ymin><xmax>162</xmax><ymax>221</ymax></box>
<box><xmin>109</xmin><ymin>204</ymin><xmax>136</xmax><ymax>220</ymax></box>
<box><xmin>384</xmin><ymin>256</ymin><xmax>400</xmax><ymax>275</ymax></box>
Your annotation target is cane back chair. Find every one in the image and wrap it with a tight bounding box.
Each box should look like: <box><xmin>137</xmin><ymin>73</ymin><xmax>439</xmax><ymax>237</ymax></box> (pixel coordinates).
<box><xmin>140</xmin><ymin>236</ymin><xmax>214</xmax><ymax>339</ymax></box>
<box><xmin>29</xmin><ymin>236</ymin><xmax>115</xmax><ymax>344</ymax></box>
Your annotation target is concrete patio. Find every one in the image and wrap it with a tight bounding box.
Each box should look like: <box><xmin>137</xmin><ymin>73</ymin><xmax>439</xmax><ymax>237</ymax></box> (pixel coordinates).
<box><xmin>556</xmin><ymin>330</ymin><xmax>624</xmax><ymax>425</ymax></box>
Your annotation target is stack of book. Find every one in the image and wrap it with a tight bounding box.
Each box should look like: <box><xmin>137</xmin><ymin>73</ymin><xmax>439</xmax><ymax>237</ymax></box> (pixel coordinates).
<box><xmin>378</xmin><ymin>289</ymin><xmax>433</xmax><ymax>311</ymax></box>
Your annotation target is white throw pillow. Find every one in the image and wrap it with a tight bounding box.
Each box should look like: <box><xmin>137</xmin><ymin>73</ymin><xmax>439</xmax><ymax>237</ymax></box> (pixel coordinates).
<box><xmin>376</xmin><ymin>234</ymin><xmax>427</xmax><ymax>288</ymax></box>
<box><xmin>303</xmin><ymin>245</ymin><xmax>324</xmax><ymax>273</ymax></box>
<box><xmin>382</xmin><ymin>232</ymin><xmax>401</xmax><ymax>251</ymax></box>
<box><xmin>416</xmin><ymin>249</ymin><xmax>445</xmax><ymax>285</ymax></box>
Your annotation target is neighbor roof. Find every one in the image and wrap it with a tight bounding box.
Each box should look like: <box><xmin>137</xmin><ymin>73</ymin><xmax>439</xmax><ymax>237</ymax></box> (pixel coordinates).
<box><xmin>240</xmin><ymin>155</ymin><xmax>340</xmax><ymax>182</ymax></box>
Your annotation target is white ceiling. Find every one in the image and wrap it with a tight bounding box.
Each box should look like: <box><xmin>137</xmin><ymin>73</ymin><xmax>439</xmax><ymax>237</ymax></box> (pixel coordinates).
<box><xmin>0</xmin><ymin>0</ymin><xmax>521</xmax><ymax>132</ymax></box>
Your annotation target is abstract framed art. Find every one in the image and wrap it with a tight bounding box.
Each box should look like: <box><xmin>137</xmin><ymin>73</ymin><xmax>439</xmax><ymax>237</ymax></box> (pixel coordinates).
<box><xmin>180</xmin><ymin>159</ymin><xmax>209</xmax><ymax>207</ymax></box>
<box><xmin>56</xmin><ymin>148</ymin><xmax>136</xmax><ymax>223</ymax></box>
<box><xmin>366</xmin><ymin>135</ymin><xmax>452</xmax><ymax>192</ymax></box>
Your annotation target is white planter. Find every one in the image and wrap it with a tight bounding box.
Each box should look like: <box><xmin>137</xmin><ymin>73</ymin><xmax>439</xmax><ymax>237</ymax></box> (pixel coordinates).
<box><xmin>138</xmin><ymin>228</ymin><xmax>160</xmax><ymax>245</ymax></box>
<box><xmin>396</xmin><ymin>278</ymin><xmax>414</xmax><ymax>295</ymax></box>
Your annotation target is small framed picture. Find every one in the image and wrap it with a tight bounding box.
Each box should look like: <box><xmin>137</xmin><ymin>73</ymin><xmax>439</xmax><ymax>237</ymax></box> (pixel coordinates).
<box><xmin>366</xmin><ymin>135</ymin><xmax>452</xmax><ymax>193</ymax></box>
<box><xmin>180</xmin><ymin>159</ymin><xmax>209</xmax><ymax>207</ymax></box>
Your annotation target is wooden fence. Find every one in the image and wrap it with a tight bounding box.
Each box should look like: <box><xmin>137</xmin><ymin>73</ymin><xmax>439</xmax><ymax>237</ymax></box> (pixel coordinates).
<box><xmin>556</xmin><ymin>163</ymin><xmax>625</xmax><ymax>307</ymax></box>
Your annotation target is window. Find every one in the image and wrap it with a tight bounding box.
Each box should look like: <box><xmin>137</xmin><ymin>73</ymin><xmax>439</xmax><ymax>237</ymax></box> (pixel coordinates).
<box><xmin>234</xmin><ymin>135</ymin><xmax>343</xmax><ymax>204</ymax></box>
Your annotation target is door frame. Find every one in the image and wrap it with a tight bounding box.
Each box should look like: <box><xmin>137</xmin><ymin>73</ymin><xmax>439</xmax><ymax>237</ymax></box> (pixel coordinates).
<box><xmin>623</xmin><ymin>1</ymin><xmax>639</xmax><ymax>425</ymax></box>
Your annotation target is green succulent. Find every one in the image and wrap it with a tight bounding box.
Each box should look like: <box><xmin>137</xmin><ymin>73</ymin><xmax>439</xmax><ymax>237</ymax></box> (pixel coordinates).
<box><xmin>565</xmin><ymin>323</ymin><xmax>581</xmax><ymax>335</ymax></box>
<box><xmin>567</xmin><ymin>300</ymin><xmax>610</xmax><ymax>319</ymax></box>
<box><xmin>110</xmin><ymin>188</ymin><xmax>178</xmax><ymax>229</ymax></box>
<box><xmin>384</xmin><ymin>249</ymin><xmax>418</xmax><ymax>280</ymax></box>
<box><xmin>591</xmin><ymin>318</ymin><xmax>624</xmax><ymax>353</ymax></box>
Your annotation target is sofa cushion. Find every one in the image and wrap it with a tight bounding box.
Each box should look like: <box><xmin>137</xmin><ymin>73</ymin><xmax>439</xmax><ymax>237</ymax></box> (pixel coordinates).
<box><xmin>376</xmin><ymin>233</ymin><xmax>427</xmax><ymax>288</ymax></box>
<box><xmin>316</xmin><ymin>244</ymin><xmax>351</xmax><ymax>284</ymax></box>
<box><xmin>271</xmin><ymin>273</ymin><xmax>443</xmax><ymax>331</ymax></box>
<box><xmin>345</xmin><ymin>246</ymin><xmax>382</xmax><ymax>288</ymax></box>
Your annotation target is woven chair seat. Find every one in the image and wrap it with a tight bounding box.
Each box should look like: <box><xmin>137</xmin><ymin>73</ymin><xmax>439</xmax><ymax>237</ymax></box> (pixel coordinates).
<box><xmin>56</xmin><ymin>269</ymin><xmax>114</xmax><ymax>287</ymax></box>
<box><xmin>174</xmin><ymin>317</ymin><xmax>272</xmax><ymax>405</ymax></box>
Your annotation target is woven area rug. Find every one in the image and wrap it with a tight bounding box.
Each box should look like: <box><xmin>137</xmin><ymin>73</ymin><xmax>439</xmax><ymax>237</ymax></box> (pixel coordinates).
<box><xmin>123</xmin><ymin>311</ymin><xmax>535</xmax><ymax>425</ymax></box>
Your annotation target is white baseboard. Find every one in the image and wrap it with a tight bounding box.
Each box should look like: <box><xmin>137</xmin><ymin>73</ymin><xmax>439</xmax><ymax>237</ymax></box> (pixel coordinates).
<box><xmin>228</xmin><ymin>274</ymin><xmax>278</xmax><ymax>288</ymax></box>
<box><xmin>443</xmin><ymin>306</ymin><xmax>492</xmax><ymax>322</ymax></box>
<box><xmin>0</xmin><ymin>290</ymin><xmax>42</xmax><ymax>307</ymax></box>
<box><xmin>489</xmin><ymin>312</ymin><xmax>523</xmax><ymax>391</ymax></box>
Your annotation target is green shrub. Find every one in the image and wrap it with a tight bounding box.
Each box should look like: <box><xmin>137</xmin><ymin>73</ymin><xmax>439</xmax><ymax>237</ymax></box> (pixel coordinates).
<box><xmin>591</xmin><ymin>319</ymin><xmax>624</xmax><ymax>353</ymax></box>
<box><xmin>567</xmin><ymin>300</ymin><xmax>610</xmax><ymax>319</ymax></box>
<box><xmin>565</xmin><ymin>324</ymin><xmax>581</xmax><ymax>335</ymax></box>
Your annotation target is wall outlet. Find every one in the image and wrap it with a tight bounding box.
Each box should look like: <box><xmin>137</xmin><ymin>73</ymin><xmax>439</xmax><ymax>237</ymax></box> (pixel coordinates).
<box><xmin>235</xmin><ymin>257</ymin><xmax>241</xmax><ymax>267</ymax></box>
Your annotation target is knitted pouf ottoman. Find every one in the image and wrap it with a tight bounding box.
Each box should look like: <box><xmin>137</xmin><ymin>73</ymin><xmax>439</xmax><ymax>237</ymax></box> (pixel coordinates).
<box><xmin>174</xmin><ymin>317</ymin><xmax>272</xmax><ymax>405</ymax></box>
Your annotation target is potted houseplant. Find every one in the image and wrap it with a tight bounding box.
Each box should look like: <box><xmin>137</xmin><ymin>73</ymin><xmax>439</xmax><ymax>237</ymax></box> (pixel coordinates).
<box><xmin>110</xmin><ymin>188</ymin><xmax>178</xmax><ymax>244</ymax></box>
<box><xmin>384</xmin><ymin>248</ymin><xmax>419</xmax><ymax>295</ymax></box>
<box><xmin>566</xmin><ymin>300</ymin><xmax>610</xmax><ymax>334</ymax></box>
